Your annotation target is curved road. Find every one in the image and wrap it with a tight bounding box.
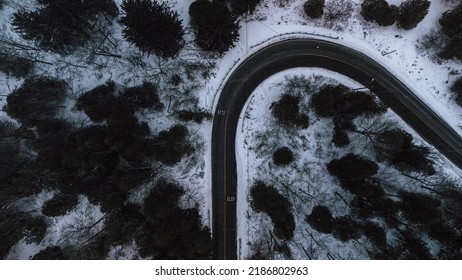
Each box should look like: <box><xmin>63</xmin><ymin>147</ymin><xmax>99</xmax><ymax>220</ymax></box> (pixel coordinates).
<box><xmin>211</xmin><ymin>38</ymin><xmax>462</xmax><ymax>260</ymax></box>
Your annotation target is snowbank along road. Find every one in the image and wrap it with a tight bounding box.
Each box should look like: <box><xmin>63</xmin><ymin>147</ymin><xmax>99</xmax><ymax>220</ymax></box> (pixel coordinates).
<box><xmin>211</xmin><ymin>38</ymin><xmax>462</xmax><ymax>260</ymax></box>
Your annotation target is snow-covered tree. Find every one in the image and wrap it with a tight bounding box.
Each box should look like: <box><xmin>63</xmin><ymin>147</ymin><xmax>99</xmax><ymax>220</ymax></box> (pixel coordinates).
<box><xmin>189</xmin><ymin>0</ymin><xmax>239</xmax><ymax>55</ymax></box>
<box><xmin>360</xmin><ymin>0</ymin><xmax>398</xmax><ymax>26</ymax></box>
<box><xmin>12</xmin><ymin>0</ymin><xmax>118</xmax><ymax>54</ymax></box>
<box><xmin>272</xmin><ymin>147</ymin><xmax>295</xmax><ymax>166</ymax></box>
<box><xmin>120</xmin><ymin>0</ymin><xmax>184</xmax><ymax>58</ymax></box>
<box><xmin>4</xmin><ymin>76</ymin><xmax>67</xmax><ymax>127</ymax></box>
<box><xmin>397</xmin><ymin>0</ymin><xmax>430</xmax><ymax>30</ymax></box>
<box><xmin>303</xmin><ymin>0</ymin><xmax>325</xmax><ymax>19</ymax></box>
<box><xmin>229</xmin><ymin>0</ymin><xmax>262</xmax><ymax>16</ymax></box>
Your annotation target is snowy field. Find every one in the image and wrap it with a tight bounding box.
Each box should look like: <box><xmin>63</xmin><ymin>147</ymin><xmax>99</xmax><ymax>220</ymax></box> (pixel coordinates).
<box><xmin>1</xmin><ymin>0</ymin><xmax>462</xmax><ymax>259</ymax></box>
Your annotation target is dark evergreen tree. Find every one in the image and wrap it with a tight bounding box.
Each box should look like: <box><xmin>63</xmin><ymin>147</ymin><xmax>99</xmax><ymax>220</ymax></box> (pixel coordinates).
<box><xmin>362</xmin><ymin>221</ymin><xmax>387</xmax><ymax>248</ymax></box>
<box><xmin>360</xmin><ymin>0</ymin><xmax>398</xmax><ymax>26</ymax></box>
<box><xmin>451</xmin><ymin>77</ymin><xmax>462</xmax><ymax>106</ymax></box>
<box><xmin>141</xmin><ymin>179</ymin><xmax>211</xmax><ymax>259</ymax></box>
<box><xmin>122</xmin><ymin>82</ymin><xmax>164</xmax><ymax>111</ymax></box>
<box><xmin>120</xmin><ymin>0</ymin><xmax>184</xmax><ymax>58</ymax></box>
<box><xmin>327</xmin><ymin>153</ymin><xmax>379</xmax><ymax>185</ymax></box>
<box><xmin>306</xmin><ymin>205</ymin><xmax>334</xmax><ymax>234</ymax></box>
<box><xmin>175</xmin><ymin>109</ymin><xmax>212</xmax><ymax>124</ymax></box>
<box><xmin>440</xmin><ymin>37</ymin><xmax>462</xmax><ymax>61</ymax></box>
<box><xmin>12</xmin><ymin>0</ymin><xmax>118</xmax><ymax>54</ymax></box>
<box><xmin>0</xmin><ymin>209</ymin><xmax>47</xmax><ymax>258</ymax></box>
<box><xmin>303</xmin><ymin>0</ymin><xmax>325</xmax><ymax>19</ymax></box>
<box><xmin>397</xmin><ymin>0</ymin><xmax>430</xmax><ymax>30</ymax></box>
<box><xmin>332</xmin><ymin>216</ymin><xmax>361</xmax><ymax>242</ymax></box>
<box><xmin>250</xmin><ymin>181</ymin><xmax>295</xmax><ymax>240</ymax></box>
<box><xmin>272</xmin><ymin>146</ymin><xmax>295</xmax><ymax>166</ymax></box>
<box><xmin>0</xmin><ymin>53</ymin><xmax>34</xmax><ymax>78</ymax></box>
<box><xmin>32</xmin><ymin>246</ymin><xmax>69</xmax><ymax>260</ymax></box>
<box><xmin>229</xmin><ymin>0</ymin><xmax>262</xmax><ymax>16</ymax></box>
<box><xmin>439</xmin><ymin>4</ymin><xmax>462</xmax><ymax>38</ymax></box>
<box><xmin>374</xmin><ymin>129</ymin><xmax>435</xmax><ymax>175</ymax></box>
<box><xmin>4</xmin><ymin>76</ymin><xmax>67</xmax><ymax>127</ymax></box>
<box><xmin>189</xmin><ymin>0</ymin><xmax>240</xmax><ymax>54</ymax></box>
<box><xmin>151</xmin><ymin>124</ymin><xmax>193</xmax><ymax>165</ymax></box>
<box><xmin>42</xmin><ymin>193</ymin><xmax>79</xmax><ymax>217</ymax></box>
<box><xmin>271</xmin><ymin>94</ymin><xmax>309</xmax><ymax>128</ymax></box>
<box><xmin>399</xmin><ymin>191</ymin><xmax>442</xmax><ymax>225</ymax></box>
<box><xmin>104</xmin><ymin>203</ymin><xmax>146</xmax><ymax>246</ymax></box>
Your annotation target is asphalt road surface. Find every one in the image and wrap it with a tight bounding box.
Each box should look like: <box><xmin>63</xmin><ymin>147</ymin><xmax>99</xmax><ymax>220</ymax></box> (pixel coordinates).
<box><xmin>211</xmin><ymin>38</ymin><xmax>462</xmax><ymax>260</ymax></box>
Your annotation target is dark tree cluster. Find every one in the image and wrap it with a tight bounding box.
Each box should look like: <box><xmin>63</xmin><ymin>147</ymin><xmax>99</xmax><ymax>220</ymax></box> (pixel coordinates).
<box><xmin>12</xmin><ymin>0</ymin><xmax>119</xmax><ymax>54</ymax></box>
<box><xmin>42</xmin><ymin>193</ymin><xmax>79</xmax><ymax>217</ymax></box>
<box><xmin>327</xmin><ymin>153</ymin><xmax>379</xmax><ymax>189</ymax></box>
<box><xmin>250</xmin><ymin>181</ymin><xmax>295</xmax><ymax>240</ymax></box>
<box><xmin>306</xmin><ymin>206</ymin><xmax>361</xmax><ymax>242</ymax></box>
<box><xmin>138</xmin><ymin>180</ymin><xmax>211</xmax><ymax>259</ymax></box>
<box><xmin>360</xmin><ymin>0</ymin><xmax>398</xmax><ymax>27</ymax></box>
<box><xmin>120</xmin><ymin>0</ymin><xmax>184</xmax><ymax>58</ymax></box>
<box><xmin>450</xmin><ymin>76</ymin><xmax>462</xmax><ymax>106</ymax></box>
<box><xmin>439</xmin><ymin>4</ymin><xmax>462</xmax><ymax>61</ymax></box>
<box><xmin>272</xmin><ymin>146</ymin><xmax>295</xmax><ymax>166</ymax></box>
<box><xmin>271</xmin><ymin>94</ymin><xmax>309</xmax><ymax>129</ymax></box>
<box><xmin>311</xmin><ymin>84</ymin><xmax>385</xmax><ymax>146</ymax></box>
<box><xmin>0</xmin><ymin>53</ymin><xmax>34</xmax><ymax>78</ymax></box>
<box><xmin>0</xmin><ymin>209</ymin><xmax>47</xmax><ymax>259</ymax></box>
<box><xmin>175</xmin><ymin>109</ymin><xmax>212</xmax><ymax>124</ymax></box>
<box><xmin>4</xmin><ymin>76</ymin><xmax>67</xmax><ymax>127</ymax></box>
<box><xmin>361</xmin><ymin>0</ymin><xmax>429</xmax><ymax>30</ymax></box>
<box><xmin>311</xmin><ymin>85</ymin><xmax>384</xmax><ymax>119</ymax></box>
<box><xmin>228</xmin><ymin>0</ymin><xmax>262</xmax><ymax>16</ymax></box>
<box><xmin>373</xmin><ymin>129</ymin><xmax>435</xmax><ymax>175</ymax></box>
<box><xmin>396</xmin><ymin>0</ymin><xmax>430</xmax><ymax>30</ymax></box>
<box><xmin>303</xmin><ymin>0</ymin><xmax>325</xmax><ymax>19</ymax></box>
<box><xmin>189</xmin><ymin>0</ymin><xmax>240</xmax><ymax>55</ymax></box>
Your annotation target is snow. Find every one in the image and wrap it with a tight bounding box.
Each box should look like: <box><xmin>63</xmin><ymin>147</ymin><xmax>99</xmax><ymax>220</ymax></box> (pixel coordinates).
<box><xmin>2</xmin><ymin>0</ymin><xmax>462</xmax><ymax>259</ymax></box>
<box><xmin>236</xmin><ymin>67</ymin><xmax>462</xmax><ymax>259</ymax></box>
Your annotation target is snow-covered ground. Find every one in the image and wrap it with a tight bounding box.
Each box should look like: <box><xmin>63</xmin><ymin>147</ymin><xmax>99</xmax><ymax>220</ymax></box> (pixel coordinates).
<box><xmin>236</xmin><ymin>69</ymin><xmax>462</xmax><ymax>259</ymax></box>
<box><xmin>1</xmin><ymin>0</ymin><xmax>462</xmax><ymax>259</ymax></box>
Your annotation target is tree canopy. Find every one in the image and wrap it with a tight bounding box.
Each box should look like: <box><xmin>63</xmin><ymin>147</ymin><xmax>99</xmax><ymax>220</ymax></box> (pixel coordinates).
<box><xmin>396</xmin><ymin>0</ymin><xmax>430</xmax><ymax>30</ymax></box>
<box><xmin>271</xmin><ymin>94</ymin><xmax>309</xmax><ymax>129</ymax></box>
<box><xmin>360</xmin><ymin>0</ymin><xmax>398</xmax><ymax>26</ymax></box>
<box><xmin>12</xmin><ymin>0</ymin><xmax>118</xmax><ymax>54</ymax></box>
<box><xmin>189</xmin><ymin>0</ymin><xmax>240</xmax><ymax>54</ymax></box>
<box><xmin>303</xmin><ymin>0</ymin><xmax>325</xmax><ymax>19</ymax></box>
<box><xmin>120</xmin><ymin>0</ymin><xmax>184</xmax><ymax>58</ymax></box>
<box><xmin>250</xmin><ymin>181</ymin><xmax>295</xmax><ymax>240</ymax></box>
<box><xmin>4</xmin><ymin>76</ymin><xmax>67</xmax><ymax>127</ymax></box>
